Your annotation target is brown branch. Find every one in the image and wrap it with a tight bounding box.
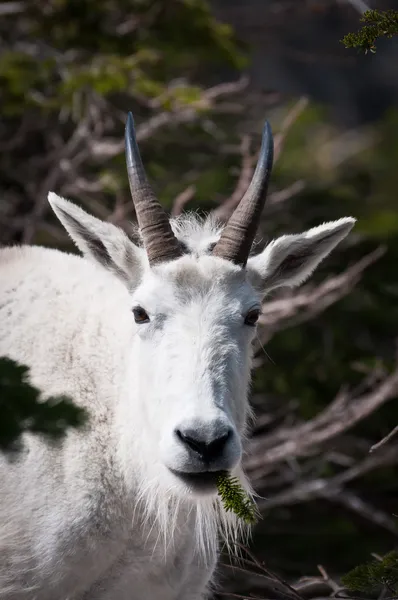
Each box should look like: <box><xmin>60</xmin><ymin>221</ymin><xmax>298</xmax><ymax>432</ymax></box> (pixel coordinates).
<box><xmin>212</xmin><ymin>135</ymin><xmax>255</xmax><ymax>222</ymax></box>
<box><xmin>0</xmin><ymin>1</ymin><xmax>26</xmax><ymax>15</ymax></box>
<box><xmin>317</xmin><ymin>565</ymin><xmax>342</xmax><ymax>594</ymax></box>
<box><xmin>255</xmin><ymin>246</ymin><xmax>385</xmax><ymax>351</ymax></box>
<box><xmin>212</xmin><ymin>99</ymin><xmax>308</xmax><ymax>224</ymax></box>
<box><xmin>369</xmin><ymin>424</ymin><xmax>398</xmax><ymax>453</ymax></box>
<box><xmin>22</xmin><ymin>116</ymin><xmax>92</xmax><ymax>243</ymax></box>
<box><xmin>273</xmin><ymin>97</ymin><xmax>309</xmax><ymax>162</ymax></box>
<box><xmin>171</xmin><ymin>185</ymin><xmax>196</xmax><ymax>217</ymax></box>
<box><xmin>327</xmin><ymin>490</ymin><xmax>398</xmax><ymax>534</ymax></box>
<box><xmin>267</xmin><ymin>180</ymin><xmax>306</xmax><ymax>207</ymax></box>
<box><xmin>246</xmin><ymin>365</ymin><xmax>398</xmax><ymax>474</ymax></box>
<box><xmin>342</xmin><ymin>0</ymin><xmax>370</xmax><ymax>14</ymax></box>
<box><xmin>91</xmin><ymin>77</ymin><xmax>249</xmax><ymax>159</ymax></box>
<box><xmin>234</xmin><ymin>542</ymin><xmax>305</xmax><ymax>600</ymax></box>
<box><xmin>251</xmin><ymin>443</ymin><xmax>398</xmax><ymax>526</ymax></box>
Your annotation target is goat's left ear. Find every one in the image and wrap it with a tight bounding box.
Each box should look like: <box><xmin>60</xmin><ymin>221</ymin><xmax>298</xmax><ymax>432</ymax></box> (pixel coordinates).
<box><xmin>247</xmin><ymin>218</ymin><xmax>356</xmax><ymax>295</ymax></box>
<box><xmin>48</xmin><ymin>192</ymin><xmax>145</xmax><ymax>288</ymax></box>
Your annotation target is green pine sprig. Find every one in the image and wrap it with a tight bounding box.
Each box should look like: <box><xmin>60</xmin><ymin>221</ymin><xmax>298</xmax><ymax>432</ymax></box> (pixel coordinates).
<box><xmin>341</xmin><ymin>9</ymin><xmax>398</xmax><ymax>54</ymax></box>
<box><xmin>341</xmin><ymin>550</ymin><xmax>398</xmax><ymax>594</ymax></box>
<box><xmin>216</xmin><ymin>472</ymin><xmax>257</xmax><ymax>525</ymax></box>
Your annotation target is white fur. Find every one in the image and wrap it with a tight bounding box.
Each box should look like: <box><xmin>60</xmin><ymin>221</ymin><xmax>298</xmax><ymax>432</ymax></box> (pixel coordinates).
<box><xmin>0</xmin><ymin>192</ymin><xmax>355</xmax><ymax>599</ymax></box>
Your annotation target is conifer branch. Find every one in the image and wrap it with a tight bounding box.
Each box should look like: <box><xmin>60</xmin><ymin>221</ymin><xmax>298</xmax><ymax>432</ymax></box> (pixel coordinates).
<box><xmin>342</xmin><ymin>550</ymin><xmax>398</xmax><ymax>594</ymax></box>
<box><xmin>216</xmin><ymin>473</ymin><xmax>257</xmax><ymax>524</ymax></box>
<box><xmin>342</xmin><ymin>9</ymin><xmax>398</xmax><ymax>53</ymax></box>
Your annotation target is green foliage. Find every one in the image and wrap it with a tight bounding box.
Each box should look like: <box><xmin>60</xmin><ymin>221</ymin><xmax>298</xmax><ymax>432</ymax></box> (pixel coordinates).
<box><xmin>342</xmin><ymin>9</ymin><xmax>398</xmax><ymax>53</ymax></box>
<box><xmin>0</xmin><ymin>357</ymin><xmax>88</xmax><ymax>451</ymax></box>
<box><xmin>342</xmin><ymin>550</ymin><xmax>398</xmax><ymax>594</ymax></box>
<box><xmin>2</xmin><ymin>0</ymin><xmax>398</xmax><ymax>585</ymax></box>
<box><xmin>249</xmin><ymin>104</ymin><xmax>398</xmax><ymax>578</ymax></box>
<box><xmin>216</xmin><ymin>473</ymin><xmax>257</xmax><ymax>524</ymax></box>
<box><xmin>0</xmin><ymin>0</ymin><xmax>245</xmax><ymax>117</ymax></box>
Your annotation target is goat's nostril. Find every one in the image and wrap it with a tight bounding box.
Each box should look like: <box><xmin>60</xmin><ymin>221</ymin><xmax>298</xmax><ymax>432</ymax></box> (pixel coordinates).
<box><xmin>175</xmin><ymin>429</ymin><xmax>206</xmax><ymax>455</ymax></box>
<box><xmin>175</xmin><ymin>427</ymin><xmax>232</xmax><ymax>462</ymax></box>
<box><xmin>208</xmin><ymin>431</ymin><xmax>230</xmax><ymax>455</ymax></box>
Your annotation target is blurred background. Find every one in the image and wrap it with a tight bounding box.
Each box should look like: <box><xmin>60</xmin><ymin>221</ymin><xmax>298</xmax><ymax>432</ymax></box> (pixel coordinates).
<box><xmin>1</xmin><ymin>0</ymin><xmax>398</xmax><ymax>597</ymax></box>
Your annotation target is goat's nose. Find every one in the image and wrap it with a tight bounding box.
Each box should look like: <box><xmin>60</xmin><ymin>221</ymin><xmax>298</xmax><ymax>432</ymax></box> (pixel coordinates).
<box><xmin>175</xmin><ymin>427</ymin><xmax>232</xmax><ymax>463</ymax></box>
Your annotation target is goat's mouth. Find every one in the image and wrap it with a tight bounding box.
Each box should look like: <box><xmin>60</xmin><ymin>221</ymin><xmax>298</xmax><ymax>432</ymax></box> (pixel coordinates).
<box><xmin>169</xmin><ymin>468</ymin><xmax>224</xmax><ymax>493</ymax></box>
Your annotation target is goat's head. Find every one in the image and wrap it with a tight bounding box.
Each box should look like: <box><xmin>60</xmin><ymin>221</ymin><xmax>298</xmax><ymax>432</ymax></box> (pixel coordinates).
<box><xmin>48</xmin><ymin>113</ymin><xmax>355</xmax><ymax>504</ymax></box>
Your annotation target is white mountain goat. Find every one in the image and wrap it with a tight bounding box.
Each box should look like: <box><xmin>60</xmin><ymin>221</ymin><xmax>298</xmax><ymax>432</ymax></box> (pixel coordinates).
<box><xmin>0</xmin><ymin>113</ymin><xmax>355</xmax><ymax>599</ymax></box>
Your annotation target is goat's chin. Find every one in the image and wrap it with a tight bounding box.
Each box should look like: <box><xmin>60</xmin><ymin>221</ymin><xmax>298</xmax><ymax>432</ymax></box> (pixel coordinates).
<box><xmin>161</xmin><ymin>467</ymin><xmax>219</xmax><ymax>501</ymax></box>
<box><xmin>167</xmin><ymin>468</ymin><xmax>222</xmax><ymax>499</ymax></box>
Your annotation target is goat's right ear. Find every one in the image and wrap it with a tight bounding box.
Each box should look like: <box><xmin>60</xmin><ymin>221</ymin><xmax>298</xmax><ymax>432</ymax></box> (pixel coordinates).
<box><xmin>48</xmin><ymin>192</ymin><xmax>145</xmax><ymax>287</ymax></box>
<box><xmin>247</xmin><ymin>218</ymin><xmax>356</xmax><ymax>295</ymax></box>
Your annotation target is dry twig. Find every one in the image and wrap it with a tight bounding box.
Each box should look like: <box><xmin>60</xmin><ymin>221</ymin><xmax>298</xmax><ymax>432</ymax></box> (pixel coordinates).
<box><xmin>369</xmin><ymin>425</ymin><xmax>398</xmax><ymax>453</ymax></box>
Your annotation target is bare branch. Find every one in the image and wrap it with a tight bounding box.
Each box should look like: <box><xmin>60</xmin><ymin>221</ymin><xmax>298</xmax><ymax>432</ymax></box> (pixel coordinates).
<box><xmin>246</xmin><ymin>366</ymin><xmax>398</xmax><ymax>473</ymax></box>
<box><xmin>255</xmin><ymin>450</ymin><xmax>398</xmax><ymax>532</ymax></box>
<box><xmin>267</xmin><ymin>180</ymin><xmax>306</xmax><ymax>207</ymax></box>
<box><xmin>255</xmin><ymin>246</ymin><xmax>385</xmax><ymax>349</ymax></box>
<box><xmin>340</xmin><ymin>0</ymin><xmax>370</xmax><ymax>15</ymax></box>
<box><xmin>273</xmin><ymin>97</ymin><xmax>309</xmax><ymax>162</ymax></box>
<box><xmin>233</xmin><ymin>542</ymin><xmax>305</xmax><ymax>600</ymax></box>
<box><xmin>369</xmin><ymin>424</ymin><xmax>398</xmax><ymax>453</ymax></box>
<box><xmin>317</xmin><ymin>565</ymin><xmax>342</xmax><ymax>594</ymax></box>
<box><xmin>22</xmin><ymin>116</ymin><xmax>92</xmax><ymax>243</ymax></box>
<box><xmin>327</xmin><ymin>490</ymin><xmax>398</xmax><ymax>534</ymax></box>
<box><xmin>171</xmin><ymin>185</ymin><xmax>196</xmax><ymax>217</ymax></box>
<box><xmin>0</xmin><ymin>1</ymin><xmax>26</xmax><ymax>16</ymax></box>
<box><xmin>212</xmin><ymin>135</ymin><xmax>255</xmax><ymax>222</ymax></box>
<box><xmin>91</xmin><ymin>77</ymin><xmax>249</xmax><ymax>159</ymax></box>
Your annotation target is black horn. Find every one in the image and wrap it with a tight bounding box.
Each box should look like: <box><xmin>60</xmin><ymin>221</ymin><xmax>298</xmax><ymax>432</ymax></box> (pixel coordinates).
<box><xmin>125</xmin><ymin>112</ymin><xmax>182</xmax><ymax>265</ymax></box>
<box><xmin>212</xmin><ymin>121</ymin><xmax>274</xmax><ymax>266</ymax></box>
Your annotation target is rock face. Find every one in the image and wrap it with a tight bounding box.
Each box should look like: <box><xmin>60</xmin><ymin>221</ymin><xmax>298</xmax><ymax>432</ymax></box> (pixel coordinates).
<box><xmin>211</xmin><ymin>0</ymin><xmax>398</xmax><ymax>125</ymax></box>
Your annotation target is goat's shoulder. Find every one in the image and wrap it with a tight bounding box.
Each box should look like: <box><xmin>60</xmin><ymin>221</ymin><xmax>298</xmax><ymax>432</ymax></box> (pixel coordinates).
<box><xmin>0</xmin><ymin>244</ymin><xmax>93</xmax><ymax>281</ymax></box>
<box><xmin>0</xmin><ymin>243</ymin><xmax>130</xmax><ymax>407</ymax></box>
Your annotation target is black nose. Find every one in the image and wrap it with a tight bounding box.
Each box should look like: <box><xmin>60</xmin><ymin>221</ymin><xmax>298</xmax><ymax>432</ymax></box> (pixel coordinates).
<box><xmin>175</xmin><ymin>428</ymin><xmax>232</xmax><ymax>463</ymax></box>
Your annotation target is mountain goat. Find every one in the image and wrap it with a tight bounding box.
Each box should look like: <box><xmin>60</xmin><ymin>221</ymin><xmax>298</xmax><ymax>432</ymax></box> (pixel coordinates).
<box><xmin>0</xmin><ymin>113</ymin><xmax>355</xmax><ymax>599</ymax></box>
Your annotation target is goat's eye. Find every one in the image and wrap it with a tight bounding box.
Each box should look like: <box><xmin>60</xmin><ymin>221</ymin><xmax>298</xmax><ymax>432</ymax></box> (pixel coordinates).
<box><xmin>132</xmin><ymin>306</ymin><xmax>150</xmax><ymax>324</ymax></box>
<box><xmin>244</xmin><ymin>308</ymin><xmax>260</xmax><ymax>327</ymax></box>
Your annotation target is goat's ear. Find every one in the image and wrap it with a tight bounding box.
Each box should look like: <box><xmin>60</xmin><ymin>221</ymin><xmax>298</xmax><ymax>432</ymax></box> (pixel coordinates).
<box><xmin>48</xmin><ymin>192</ymin><xmax>145</xmax><ymax>287</ymax></box>
<box><xmin>247</xmin><ymin>218</ymin><xmax>356</xmax><ymax>295</ymax></box>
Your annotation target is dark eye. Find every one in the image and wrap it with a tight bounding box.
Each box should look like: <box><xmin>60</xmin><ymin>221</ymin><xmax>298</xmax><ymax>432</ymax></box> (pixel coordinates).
<box><xmin>132</xmin><ymin>306</ymin><xmax>150</xmax><ymax>324</ymax></box>
<box><xmin>244</xmin><ymin>308</ymin><xmax>260</xmax><ymax>327</ymax></box>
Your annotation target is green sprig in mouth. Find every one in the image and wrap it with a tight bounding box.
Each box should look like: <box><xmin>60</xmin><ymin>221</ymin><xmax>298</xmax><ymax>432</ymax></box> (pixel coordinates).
<box><xmin>216</xmin><ymin>472</ymin><xmax>257</xmax><ymax>525</ymax></box>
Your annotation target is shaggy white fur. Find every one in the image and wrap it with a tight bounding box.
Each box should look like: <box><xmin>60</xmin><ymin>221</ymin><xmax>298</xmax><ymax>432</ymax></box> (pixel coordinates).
<box><xmin>0</xmin><ymin>193</ymin><xmax>355</xmax><ymax>599</ymax></box>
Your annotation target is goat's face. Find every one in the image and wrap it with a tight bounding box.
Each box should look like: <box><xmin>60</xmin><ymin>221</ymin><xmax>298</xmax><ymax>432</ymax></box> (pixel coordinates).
<box><xmin>49</xmin><ymin>192</ymin><xmax>354</xmax><ymax>501</ymax></box>
<box><xmin>128</xmin><ymin>255</ymin><xmax>257</xmax><ymax>498</ymax></box>
<box><xmin>48</xmin><ymin>115</ymin><xmax>355</xmax><ymax>503</ymax></box>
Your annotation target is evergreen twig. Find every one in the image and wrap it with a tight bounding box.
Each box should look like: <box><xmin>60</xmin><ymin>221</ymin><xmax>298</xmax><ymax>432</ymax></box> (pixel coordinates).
<box><xmin>341</xmin><ymin>550</ymin><xmax>398</xmax><ymax>594</ymax></box>
<box><xmin>216</xmin><ymin>472</ymin><xmax>257</xmax><ymax>524</ymax></box>
<box><xmin>341</xmin><ymin>9</ymin><xmax>398</xmax><ymax>53</ymax></box>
